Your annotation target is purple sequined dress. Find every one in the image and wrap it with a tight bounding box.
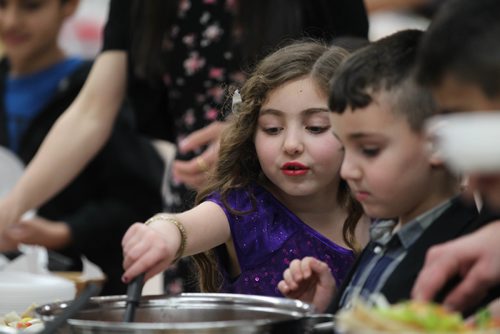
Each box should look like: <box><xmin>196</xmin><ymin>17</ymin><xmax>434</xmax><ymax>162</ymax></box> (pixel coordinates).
<box><xmin>206</xmin><ymin>183</ymin><xmax>355</xmax><ymax>297</ymax></box>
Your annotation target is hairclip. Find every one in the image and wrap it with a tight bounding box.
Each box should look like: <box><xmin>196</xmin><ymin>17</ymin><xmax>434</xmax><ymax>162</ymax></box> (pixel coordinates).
<box><xmin>232</xmin><ymin>89</ymin><xmax>242</xmax><ymax>114</ymax></box>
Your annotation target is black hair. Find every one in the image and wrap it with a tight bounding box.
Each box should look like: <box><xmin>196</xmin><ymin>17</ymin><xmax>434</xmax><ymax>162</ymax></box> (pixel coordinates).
<box><xmin>130</xmin><ymin>0</ymin><xmax>177</xmax><ymax>82</ymax></box>
<box><xmin>329</xmin><ymin>29</ymin><xmax>435</xmax><ymax>131</ymax></box>
<box><xmin>416</xmin><ymin>0</ymin><xmax>500</xmax><ymax>98</ymax></box>
<box><xmin>331</xmin><ymin>36</ymin><xmax>370</xmax><ymax>53</ymax></box>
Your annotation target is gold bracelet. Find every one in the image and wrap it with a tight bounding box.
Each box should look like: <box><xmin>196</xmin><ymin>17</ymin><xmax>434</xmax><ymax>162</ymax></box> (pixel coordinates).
<box><xmin>144</xmin><ymin>213</ymin><xmax>187</xmax><ymax>263</ymax></box>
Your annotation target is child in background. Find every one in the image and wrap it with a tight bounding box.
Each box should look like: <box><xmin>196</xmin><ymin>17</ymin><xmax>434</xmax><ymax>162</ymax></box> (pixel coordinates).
<box><xmin>278</xmin><ymin>30</ymin><xmax>497</xmax><ymax>315</ymax></box>
<box><xmin>122</xmin><ymin>41</ymin><xmax>370</xmax><ymax>297</ymax></box>
<box><xmin>411</xmin><ymin>0</ymin><xmax>500</xmax><ymax>316</ymax></box>
<box><xmin>0</xmin><ymin>0</ymin><xmax>164</xmax><ymax>295</ymax></box>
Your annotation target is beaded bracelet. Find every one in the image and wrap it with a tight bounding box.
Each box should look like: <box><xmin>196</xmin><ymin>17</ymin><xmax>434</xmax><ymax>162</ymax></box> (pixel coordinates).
<box><xmin>144</xmin><ymin>213</ymin><xmax>187</xmax><ymax>263</ymax></box>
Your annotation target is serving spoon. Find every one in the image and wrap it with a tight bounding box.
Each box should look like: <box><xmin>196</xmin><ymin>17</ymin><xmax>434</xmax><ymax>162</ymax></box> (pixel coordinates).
<box><xmin>122</xmin><ymin>273</ymin><xmax>145</xmax><ymax>322</ymax></box>
<box><xmin>38</xmin><ymin>282</ymin><xmax>100</xmax><ymax>334</ymax></box>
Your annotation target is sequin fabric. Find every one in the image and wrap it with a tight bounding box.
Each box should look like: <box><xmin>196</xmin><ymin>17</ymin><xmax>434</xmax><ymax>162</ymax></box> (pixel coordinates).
<box><xmin>206</xmin><ymin>183</ymin><xmax>356</xmax><ymax>297</ymax></box>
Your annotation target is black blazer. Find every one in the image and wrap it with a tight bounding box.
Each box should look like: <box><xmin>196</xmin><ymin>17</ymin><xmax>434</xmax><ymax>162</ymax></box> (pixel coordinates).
<box><xmin>328</xmin><ymin>197</ymin><xmax>500</xmax><ymax>316</ymax></box>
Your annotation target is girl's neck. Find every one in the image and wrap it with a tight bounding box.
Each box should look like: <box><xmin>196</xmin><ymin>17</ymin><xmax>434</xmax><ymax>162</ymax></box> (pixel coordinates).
<box><xmin>9</xmin><ymin>47</ymin><xmax>66</xmax><ymax>77</ymax></box>
<box><xmin>268</xmin><ymin>183</ymin><xmax>340</xmax><ymax>217</ymax></box>
<box><xmin>267</xmin><ymin>182</ymin><xmax>350</xmax><ymax>244</ymax></box>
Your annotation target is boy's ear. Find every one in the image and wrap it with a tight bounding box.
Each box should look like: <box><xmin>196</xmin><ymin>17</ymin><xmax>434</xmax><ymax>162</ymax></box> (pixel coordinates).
<box><xmin>62</xmin><ymin>0</ymin><xmax>80</xmax><ymax>19</ymax></box>
<box><xmin>426</xmin><ymin>138</ymin><xmax>445</xmax><ymax>167</ymax></box>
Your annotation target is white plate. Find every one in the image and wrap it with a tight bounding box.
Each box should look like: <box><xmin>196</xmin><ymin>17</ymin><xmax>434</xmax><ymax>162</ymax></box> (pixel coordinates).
<box><xmin>425</xmin><ymin>112</ymin><xmax>500</xmax><ymax>173</ymax></box>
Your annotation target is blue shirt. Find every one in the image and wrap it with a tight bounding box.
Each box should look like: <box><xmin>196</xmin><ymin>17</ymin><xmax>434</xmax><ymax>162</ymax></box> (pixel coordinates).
<box><xmin>5</xmin><ymin>58</ymin><xmax>83</xmax><ymax>152</ymax></box>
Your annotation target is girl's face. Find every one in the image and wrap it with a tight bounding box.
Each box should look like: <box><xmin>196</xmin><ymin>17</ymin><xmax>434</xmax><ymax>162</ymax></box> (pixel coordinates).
<box><xmin>0</xmin><ymin>0</ymin><xmax>76</xmax><ymax>69</ymax></box>
<box><xmin>254</xmin><ymin>76</ymin><xmax>344</xmax><ymax>200</ymax></box>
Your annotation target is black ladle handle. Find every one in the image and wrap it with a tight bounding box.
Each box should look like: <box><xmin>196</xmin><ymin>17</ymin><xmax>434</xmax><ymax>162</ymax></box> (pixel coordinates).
<box><xmin>39</xmin><ymin>282</ymin><xmax>100</xmax><ymax>334</ymax></box>
<box><xmin>123</xmin><ymin>273</ymin><xmax>145</xmax><ymax>322</ymax></box>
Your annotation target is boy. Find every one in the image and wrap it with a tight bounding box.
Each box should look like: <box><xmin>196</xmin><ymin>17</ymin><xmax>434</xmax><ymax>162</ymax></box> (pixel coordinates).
<box><xmin>411</xmin><ymin>0</ymin><xmax>500</xmax><ymax>314</ymax></box>
<box><xmin>0</xmin><ymin>0</ymin><xmax>164</xmax><ymax>295</ymax></box>
<box><xmin>278</xmin><ymin>29</ymin><xmax>498</xmax><ymax>315</ymax></box>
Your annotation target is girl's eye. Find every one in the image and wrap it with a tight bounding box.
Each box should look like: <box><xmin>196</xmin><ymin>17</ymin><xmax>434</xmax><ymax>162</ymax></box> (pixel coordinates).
<box><xmin>263</xmin><ymin>127</ymin><xmax>282</xmax><ymax>135</ymax></box>
<box><xmin>361</xmin><ymin>147</ymin><xmax>380</xmax><ymax>157</ymax></box>
<box><xmin>307</xmin><ymin>126</ymin><xmax>329</xmax><ymax>134</ymax></box>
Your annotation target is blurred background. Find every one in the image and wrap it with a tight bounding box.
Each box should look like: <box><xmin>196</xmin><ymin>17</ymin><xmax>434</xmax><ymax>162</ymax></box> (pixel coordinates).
<box><xmin>59</xmin><ymin>0</ymin><xmax>110</xmax><ymax>59</ymax></box>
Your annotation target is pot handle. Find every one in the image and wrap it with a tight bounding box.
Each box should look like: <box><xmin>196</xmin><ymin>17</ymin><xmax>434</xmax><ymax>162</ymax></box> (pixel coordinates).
<box><xmin>311</xmin><ymin>320</ymin><xmax>335</xmax><ymax>333</ymax></box>
<box><xmin>304</xmin><ymin>313</ymin><xmax>335</xmax><ymax>334</ymax></box>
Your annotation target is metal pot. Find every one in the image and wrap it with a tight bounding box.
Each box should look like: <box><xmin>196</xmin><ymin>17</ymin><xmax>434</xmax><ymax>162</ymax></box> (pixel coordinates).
<box><xmin>36</xmin><ymin>293</ymin><xmax>335</xmax><ymax>334</ymax></box>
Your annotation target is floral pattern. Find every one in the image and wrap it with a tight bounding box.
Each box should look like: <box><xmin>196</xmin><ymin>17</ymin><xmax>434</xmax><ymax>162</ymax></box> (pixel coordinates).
<box><xmin>161</xmin><ymin>0</ymin><xmax>244</xmax><ymax>294</ymax></box>
<box><xmin>163</xmin><ymin>0</ymin><xmax>243</xmax><ymax>214</ymax></box>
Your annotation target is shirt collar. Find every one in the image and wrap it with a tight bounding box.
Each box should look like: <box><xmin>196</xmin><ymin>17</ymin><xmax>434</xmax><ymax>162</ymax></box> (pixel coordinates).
<box><xmin>369</xmin><ymin>197</ymin><xmax>456</xmax><ymax>249</ymax></box>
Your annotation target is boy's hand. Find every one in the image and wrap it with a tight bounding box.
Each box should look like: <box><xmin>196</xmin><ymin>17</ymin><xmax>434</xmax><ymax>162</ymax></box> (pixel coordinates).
<box><xmin>278</xmin><ymin>257</ymin><xmax>336</xmax><ymax>313</ymax></box>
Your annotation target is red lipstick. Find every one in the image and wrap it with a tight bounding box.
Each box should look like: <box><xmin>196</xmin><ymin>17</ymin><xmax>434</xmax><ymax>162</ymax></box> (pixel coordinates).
<box><xmin>355</xmin><ymin>191</ymin><xmax>370</xmax><ymax>202</ymax></box>
<box><xmin>281</xmin><ymin>162</ymin><xmax>309</xmax><ymax>176</ymax></box>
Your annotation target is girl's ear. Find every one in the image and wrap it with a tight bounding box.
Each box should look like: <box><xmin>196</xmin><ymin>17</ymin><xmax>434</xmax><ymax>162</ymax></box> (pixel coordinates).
<box><xmin>62</xmin><ymin>0</ymin><xmax>80</xmax><ymax>19</ymax></box>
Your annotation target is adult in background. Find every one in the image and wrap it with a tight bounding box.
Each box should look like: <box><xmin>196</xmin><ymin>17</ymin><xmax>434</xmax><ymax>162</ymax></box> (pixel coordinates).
<box><xmin>0</xmin><ymin>0</ymin><xmax>369</xmax><ymax>292</ymax></box>
<box><xmin>412</xmin><ymin>0</ymin><xmax>500</xmax><ymax>316</ymax></box>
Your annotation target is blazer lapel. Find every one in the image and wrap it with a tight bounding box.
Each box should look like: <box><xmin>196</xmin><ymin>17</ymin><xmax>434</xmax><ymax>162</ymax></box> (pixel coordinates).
<box><xmin>380</xmin><ymin>197</ymin><xmax>479</xmax><ymax>304</ymax></box>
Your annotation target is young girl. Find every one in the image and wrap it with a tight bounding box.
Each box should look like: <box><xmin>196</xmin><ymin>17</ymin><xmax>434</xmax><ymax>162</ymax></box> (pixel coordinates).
<box><xmin>122</xmin><ymin>41</ymin><xmax>369</xmax><ymax>296</ymax></box>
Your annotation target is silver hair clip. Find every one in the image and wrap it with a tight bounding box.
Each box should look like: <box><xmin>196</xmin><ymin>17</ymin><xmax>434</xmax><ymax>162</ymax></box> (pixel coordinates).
<box><xmin>232</xmin><ymin>89</ymin><xmax>242</xmax><ymax>114</ymax></box>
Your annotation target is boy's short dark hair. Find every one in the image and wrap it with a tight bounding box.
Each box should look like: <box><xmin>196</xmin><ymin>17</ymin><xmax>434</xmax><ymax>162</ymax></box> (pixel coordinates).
<box><xmin>329</xmin><ymin>29</ymin><xmax>436</xmax><ymax>131</ymax></box>
<box><xmin>416</xmin><ymin>0</ymin><xmax>500</xmax><ymax>98</ymax></box>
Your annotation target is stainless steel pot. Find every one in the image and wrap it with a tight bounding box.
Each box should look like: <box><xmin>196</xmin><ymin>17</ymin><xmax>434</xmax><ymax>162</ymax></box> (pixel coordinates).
<box><xmin>36</xmin><ymin>293</ymin><xmax>334</xmax><ymax>334</ymax></box>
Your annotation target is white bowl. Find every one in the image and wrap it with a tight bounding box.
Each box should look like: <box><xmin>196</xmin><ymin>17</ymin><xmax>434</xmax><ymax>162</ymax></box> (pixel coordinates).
<box><xmin>425</xmin><ymin>112</ymin><xmax>500</xmax><ymax>173</ymax></box>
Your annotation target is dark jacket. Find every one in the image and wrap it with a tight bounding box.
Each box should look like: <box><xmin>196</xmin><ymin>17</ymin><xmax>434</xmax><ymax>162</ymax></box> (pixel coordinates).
<box><xmin>0</xmin><ymin>59</ymin><xmax>164</xmax><ymax>295</ymax></box>
<box><xmin>328</xmin><ymin>197</ymin><xmax>500</xmax><ymax>317</ymax></box>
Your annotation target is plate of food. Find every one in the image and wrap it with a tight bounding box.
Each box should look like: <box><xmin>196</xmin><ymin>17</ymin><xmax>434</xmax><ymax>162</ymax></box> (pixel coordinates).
<box><xmin>0</xmin><ymin>304</ymin><xmax>44</xmax><ymax>333</ymax></box>
<box><xmin>0</xmin><ymin>271</ymin><xmax>76</xmax><ymax>316</ymax></box>
<box><xmin>336</xmin><ymin>296</ymin><xmax>500</xmax><ymax>333</ymax></box>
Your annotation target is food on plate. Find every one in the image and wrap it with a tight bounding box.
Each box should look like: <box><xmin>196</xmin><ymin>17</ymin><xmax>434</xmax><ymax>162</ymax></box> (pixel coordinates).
<box><xmin>336</xmin><ymin>297</ymin><xmax>500</xmax><ymax>333</ymax></box>
<box><xmin>0</xmin><ymin>304</ymin><xmax>44</xmax><ymax>332</ymax></box>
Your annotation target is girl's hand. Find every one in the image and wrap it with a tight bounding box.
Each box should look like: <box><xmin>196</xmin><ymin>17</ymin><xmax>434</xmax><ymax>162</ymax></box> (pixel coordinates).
<box><xmin>278</xmin><ymin>257</ymin><xmax>336</xmax><ymax>312</ymax></box>
<box><xmin>121</xmin><ymin>221</ymin><xmax>180</xmax><ymax>284</ymax></box>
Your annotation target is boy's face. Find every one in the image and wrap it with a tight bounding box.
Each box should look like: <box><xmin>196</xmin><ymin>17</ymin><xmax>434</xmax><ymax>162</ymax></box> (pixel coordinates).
<box><xmin>0</xmin><ymin>0</ymin><xmax>76</xmax><ymax>69</ymax></box>
<box><xmin>331</xmin><ymin>92</ymin><xmax>436</xmax><ymax>223</ymax></box>
<box><xmin>433</xmin><ymin>74</ymin><xmax>500</xmax><ymax>113</ymax></box>
<box><xmin>432</xmin><ymin>73</ymin><xmax>500</xmax><ymax>209</ymax></box>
